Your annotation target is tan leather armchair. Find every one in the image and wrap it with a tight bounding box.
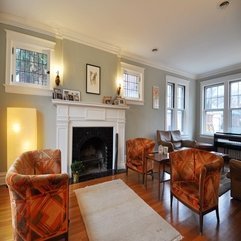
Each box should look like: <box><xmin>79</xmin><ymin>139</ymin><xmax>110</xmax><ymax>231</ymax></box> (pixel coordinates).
<box><xmin>228</xmin><ymin>159</ymin><xmax>241</xmax><ymax>200</ymax></box>
<box><xmin>157</xmin><ymin>130</ymin><xmax>196</xmax><ymax>152</ymax></box>
<box><xmin>170</xmin><ymin>148</ymin><xmax>223</xmax><ymax>234</ymax></box>
<box><xmin>5</xmin><ymin>149</ymin><xmax>69</xmax><ymax>241</ymax></box>
<box><xmin>126</xmin><ymin>138</ymin><xmax>155</xmax><ymax>183</ymax></box>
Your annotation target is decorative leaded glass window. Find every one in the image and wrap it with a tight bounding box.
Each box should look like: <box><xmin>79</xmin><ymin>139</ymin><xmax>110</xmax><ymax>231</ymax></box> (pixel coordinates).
<box><xmin>120</xmin><ymin>62</ymin><xmax>144</xmax><ymax>105</ymax></box>
<box><xmin>5</xmin><ymin>30</ymin><xmax>55</xmax><ymax>96</ymax></box>
<box><xmin>15</xmin><ymin>48</ymin><xmax>49</xmax><ymax>86</ymax></box>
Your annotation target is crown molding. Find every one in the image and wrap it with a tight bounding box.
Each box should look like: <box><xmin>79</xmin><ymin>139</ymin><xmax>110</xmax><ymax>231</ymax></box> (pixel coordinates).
<box><xmin>121</xmin><ymin>51</ymin><xmax>196</xmax><ymax>79</ymax></box>
<box><xmin>196</xmin><ymin>63</ymin><xmax>241</xmax><ymax>80</ymax></box>
<box><xmin>0</xmin><ymin>13</ymin><xmax>60</xmax><ymax>38</ymax></box>
<box><xmin>0</xmin><ymin>13</ymin><xmax>202</xmax><ymax>80</ymax></box>
<box><xmin>59</xmin><ymin>27</ymin><xmax>121</xmax><ymax>55</ymax></box>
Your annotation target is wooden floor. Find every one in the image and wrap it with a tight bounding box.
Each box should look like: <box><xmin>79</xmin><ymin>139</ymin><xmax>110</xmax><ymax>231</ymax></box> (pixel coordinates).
<box><xmin>1</xmin><ymin>170</ymin><xmax>241</xmax><ymax>241</ymax></box>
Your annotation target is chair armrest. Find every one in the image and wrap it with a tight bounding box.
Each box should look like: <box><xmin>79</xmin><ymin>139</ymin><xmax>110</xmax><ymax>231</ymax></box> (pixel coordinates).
<box><xmin>6</xmin><ymin>173</ymin><xmax>69</xmax><ymax>200</ymax></box>
<box><xmin>181</xmin><ymin>140</ymin><xmax>197</xmax><ymax>148</ymax></box>
<box><xmin>199</xmin><ymin>159</ymin><xmax>223</xmax><ymax>209</ymax></box>
<box><xmin>229</xmin><ymin>159</ymin><xmax>241</xmax><ymax>181</ymax></box>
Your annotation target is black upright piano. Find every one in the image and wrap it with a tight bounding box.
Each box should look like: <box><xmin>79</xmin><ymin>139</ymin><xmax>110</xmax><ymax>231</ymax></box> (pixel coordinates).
<box><xmin>214</xmin><ymin>132</ymin><xmax>241</xmax><ymax>153</ymax></box>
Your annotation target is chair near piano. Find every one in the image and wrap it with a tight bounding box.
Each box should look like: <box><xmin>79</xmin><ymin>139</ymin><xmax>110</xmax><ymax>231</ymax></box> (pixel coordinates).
<box><xmin>227</xmin><ymin>159</ymin><xmax>241</xmax><ymax>201</ymax></box>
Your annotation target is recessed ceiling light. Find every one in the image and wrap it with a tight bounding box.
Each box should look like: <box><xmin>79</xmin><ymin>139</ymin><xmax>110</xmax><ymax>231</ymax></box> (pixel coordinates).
<box><xmin>219</xmin><ymin>1</ymin><xmax>230</xmax><ymax>8</ymax></box>
<box><xmin>152</xmin><ymin>48</ymin><xmax>158</xmax><ymax>52</ymax></box>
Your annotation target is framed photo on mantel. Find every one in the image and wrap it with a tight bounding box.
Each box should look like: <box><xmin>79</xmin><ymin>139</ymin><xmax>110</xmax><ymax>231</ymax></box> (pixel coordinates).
<box><xmin>86</xmin><ymin>64</ymin><xmax>101</xmax><ymax>95</ymax></box>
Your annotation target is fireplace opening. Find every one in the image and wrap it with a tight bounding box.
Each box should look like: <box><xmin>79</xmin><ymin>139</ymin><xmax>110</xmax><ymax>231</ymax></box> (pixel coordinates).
<box><xmin>72</xmin><ymin>127</ymin><xmax>113</xmax><ymax>180</ymax></box>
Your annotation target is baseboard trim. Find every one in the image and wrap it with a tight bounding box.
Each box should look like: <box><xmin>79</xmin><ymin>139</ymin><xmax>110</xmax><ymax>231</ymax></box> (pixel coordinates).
<box><xmin>0</xmin><ymin>172</ymin><xmax>6</xmax><ymax>185</ymax></box>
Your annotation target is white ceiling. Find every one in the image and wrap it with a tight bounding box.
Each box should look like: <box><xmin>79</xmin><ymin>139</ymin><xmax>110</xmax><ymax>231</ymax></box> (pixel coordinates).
<box><xmin>1</xmin><ymin>0</ymin><xmax>241</xmax><ymax>78</ymax></box>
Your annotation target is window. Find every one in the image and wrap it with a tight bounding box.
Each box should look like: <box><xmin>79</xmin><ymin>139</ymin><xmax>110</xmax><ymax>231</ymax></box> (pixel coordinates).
<box><xmin>166</xmin><ymin>76</ymin><xmax>189</xmax><ymax>134</ymax></box>
<box><xmin>166</xmin><ymin>83</ymin><xmax>174</xmax><ymax>130</ymax></box>
<box><xmin>200</xmin><ymin>73</ymin><xmax>241</xmax><ymax>136</ymax></box>
<box><xmin>5</xmin><ymin>30</ymin><xmax>56</xmax><ymax>96</ymax></box>
<box><xmin>230</xmin><ymin>80</ymin><xmax>241</xmax><ymax>133</ymax></box>
<box><xmin>203</xmin><ymin>84</ymin><xmax>224</xmax><ymax>134</ymax></box>
<box><xmin>120</xmin><ymin>62</ymin><xmax>144</xmax><ymax>105</ymax></box>
<box><xmin>177</xmin><ymin>85</ymin><xmax>185</xmax><ymax>131</ymax></box>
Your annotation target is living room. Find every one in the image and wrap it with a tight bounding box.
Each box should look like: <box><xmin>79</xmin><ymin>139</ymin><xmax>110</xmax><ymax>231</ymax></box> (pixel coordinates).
<box><xmin>0</xmin><ymin>1</ymin><xmax>241</xmax><ymax>241</ymax></box>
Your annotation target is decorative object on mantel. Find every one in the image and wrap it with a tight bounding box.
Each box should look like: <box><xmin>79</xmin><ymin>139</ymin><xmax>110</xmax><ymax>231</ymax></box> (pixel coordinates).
<box><xmin>114</xmin><ymin>96</ymin><xmax>126</xmax><ymax>105</ymax></box>
<box><xmin>108</xmin><ymin>83</ymin><xmax>126</xmax><ymax>105</ymax></box>
<box><xmin>152</xmin><ymin>85</ymin><xmax>160</xmax><ymax>109</ymax></box>
<box><xmin>86</xmin><ymin>64</ymin><xmax>101</xmax><ymax>95</ymax></box>
<box><xmin>103</xmin><ymin>96</ymin><xmax>112</xmax><ymax>104</ymax></box>
<box><xmin>63</xmin><ymin>89</ymin><xmax>81</xmax><ymax>101</ymax></box>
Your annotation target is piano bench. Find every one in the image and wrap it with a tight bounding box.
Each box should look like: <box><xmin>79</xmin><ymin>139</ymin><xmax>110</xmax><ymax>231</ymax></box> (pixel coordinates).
<box><xmin>196</xmin><ymin>142</ymin><xmax>215</xmax><ymax>151</ymax></box>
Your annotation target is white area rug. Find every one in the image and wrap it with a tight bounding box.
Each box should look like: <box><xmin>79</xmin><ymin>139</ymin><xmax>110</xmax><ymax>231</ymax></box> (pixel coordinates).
<box><xmin>75</xmin><ymin>179</ymin><xmax>182</xmax><ymax>241</ymax></box>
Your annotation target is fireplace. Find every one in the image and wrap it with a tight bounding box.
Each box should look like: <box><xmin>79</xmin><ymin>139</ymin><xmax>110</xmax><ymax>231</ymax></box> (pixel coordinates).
<box><xmin>53</xmin><ymin>100</ymin><xmax>129</xmax><ymax>175</ymax></box>
<box><xmin>72</xmin><ymin>127</ymin><xmax>113</xmax><ymax>176</ymax></box>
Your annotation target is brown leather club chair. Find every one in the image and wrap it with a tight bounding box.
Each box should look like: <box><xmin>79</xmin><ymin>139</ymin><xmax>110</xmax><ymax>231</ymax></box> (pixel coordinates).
<box><xmin>126</xmin><ymin>138</ymin><xmax>155</xmax><ymax>184</ymax></box>
<box><xmin>170</xmin><ymin>148</ymin><xmax>223</xmax><ymax>234</ymax></box>
<box><xmin>6</xmin><ymin>149</ymin><xmax>69</xmax><ymax>241</ymax></box>
<box><xmin>228</xmin><ymin>159</ymin><xmax>241</xmax><ymax>200</ymax></box>
<box><xmin>156</xmin><ymin>130</ymin><xmax>196</xmax><ymax>152</ymax></box>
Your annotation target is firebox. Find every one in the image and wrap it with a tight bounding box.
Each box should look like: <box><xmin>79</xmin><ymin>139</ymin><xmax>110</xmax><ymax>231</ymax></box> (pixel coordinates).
<box><xmin>72</xmin><ymin>127</ymin><xmax>113</xmax><ymax>177</ymax></box>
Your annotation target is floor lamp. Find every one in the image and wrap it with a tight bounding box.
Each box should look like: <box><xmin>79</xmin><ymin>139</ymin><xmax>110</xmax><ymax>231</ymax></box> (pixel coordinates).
<box><xmin>7</xmin><ymin>107</ymin><xmax>37</xmax><ymax>169</ymax></box>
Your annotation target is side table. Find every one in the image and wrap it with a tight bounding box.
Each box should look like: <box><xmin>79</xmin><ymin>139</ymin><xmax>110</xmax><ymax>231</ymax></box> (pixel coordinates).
<box><xmin>145</xmin><ymin>152</ymin><xmax>170</xmax><ymax>199</ymax></box>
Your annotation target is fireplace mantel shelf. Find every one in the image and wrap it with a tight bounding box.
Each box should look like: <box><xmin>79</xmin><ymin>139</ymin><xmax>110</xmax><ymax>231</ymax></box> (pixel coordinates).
<box><xmin>52</xmin><ymin>99</ymin><xmax>129</xmax><ymax>110</ymax></box>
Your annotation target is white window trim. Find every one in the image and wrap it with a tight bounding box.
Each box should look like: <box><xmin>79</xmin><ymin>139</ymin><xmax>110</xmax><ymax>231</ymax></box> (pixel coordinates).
<box><xmin>200</xmin><ymin>73</ymin><xmax>241</xmax><ymax>137</ymax></box>
<box><xmin>165</xmin><ymin>75</ymin><xmax>190</xmax><ymax>137</ymax></box>
<box><xmin>4</xmin><ymin>30</ymin><xmax>56</xmax><ymax>96</ymax></box>
<box><xmin>120</xmin><ymin>62</ymin><xmax>144</xmax><ymax>105</ymax></box>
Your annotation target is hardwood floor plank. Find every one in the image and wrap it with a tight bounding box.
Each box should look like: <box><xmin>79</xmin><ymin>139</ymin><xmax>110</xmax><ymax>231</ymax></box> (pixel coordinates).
<box><xmin>0</xmin><ymin>171</ymin><xmax>241</xmax><ymax>241</ymax></box>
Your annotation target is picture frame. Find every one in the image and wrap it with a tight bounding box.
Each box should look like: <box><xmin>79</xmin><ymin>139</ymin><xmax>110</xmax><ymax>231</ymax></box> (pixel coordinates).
<box><xmin>53</xmin><ymin>88</ymin><xmax>63</xmax><ymax>100</ymax></box>
<box><xmin>86</xmin><ymin>64</ymin><xmax>101</xmax><ymax>95</ymax></box>
<box><xmin>114</xmin><ymin>97</ymin><xmax>126</xmax><ymax>106</ymax></box>
<box><xmin>103</xmin><ymin>96</ymin><xmax>112</xmax><ymax>104</ymax></box>
<box><xmin>152</xmin><ymin>86</ymin><xmax>160</xmax><ymax>109</ymax></box>
<box><xmin>63</xmin><ymin>89</ymin><xmax>81</xmax><ymax>101</ymax></box>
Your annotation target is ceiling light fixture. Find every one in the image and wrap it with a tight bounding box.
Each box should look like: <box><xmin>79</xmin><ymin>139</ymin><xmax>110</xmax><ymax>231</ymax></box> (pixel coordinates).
<box><xmin>152</xmin><ymin>48</ymin><xmax>158</xmax><ymax>52</ymax></box>
<box><xmin>219</xmin><ymin>1</ymin><xmax>230</xmax><ymax>8</ymax></box>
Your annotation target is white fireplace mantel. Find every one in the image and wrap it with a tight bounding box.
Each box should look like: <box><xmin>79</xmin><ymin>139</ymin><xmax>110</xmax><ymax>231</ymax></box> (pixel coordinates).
<box><xmin>52</xmin><ymin>99</ymin><xmax>129</xmax><ymax>175</ymax></box>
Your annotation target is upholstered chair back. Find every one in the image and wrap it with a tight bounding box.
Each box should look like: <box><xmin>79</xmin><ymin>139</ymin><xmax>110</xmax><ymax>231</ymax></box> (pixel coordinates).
<box><xmin>126</xmin><ymin>138</ymin><xmax>155</xmax><ymax>183</ymax></box>
<box><xmin>6</xmin><ymin>149</ymin><xmax>69</xmax><ymax>241</ymax></box>
<box><xmin>170</xmin><ymin>148</ymin><xmax>223</xmax><ymax>233</ymax></box>
<box><xmin>170</xmin><ymin>130</ymin><xmax>182</xmax><ymax>149</ymax></box>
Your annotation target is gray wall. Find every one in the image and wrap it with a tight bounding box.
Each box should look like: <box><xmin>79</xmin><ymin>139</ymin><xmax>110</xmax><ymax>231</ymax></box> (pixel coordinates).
<box><xmin>0</xmin><ymin>23</ymin><xmax>196</xmax><ymax>172</ymax></box>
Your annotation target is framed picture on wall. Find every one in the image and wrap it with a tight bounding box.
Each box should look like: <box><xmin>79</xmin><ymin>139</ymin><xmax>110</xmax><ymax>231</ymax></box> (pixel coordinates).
<box><xmin>152</xmin><ymin>86</ymin><xmax>160</xmax><ymax>109</ymax></box>
<box><xmin>86</xmin><ymin>64</ymin><xmax>101</xmax><ymax>95</ymax></box>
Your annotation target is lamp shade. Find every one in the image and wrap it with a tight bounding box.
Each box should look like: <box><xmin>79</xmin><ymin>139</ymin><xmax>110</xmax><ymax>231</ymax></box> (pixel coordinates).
<box><xmin>7</xmin><ymin>108</ymin><xmax>37</xmax><ymax>169</ymax></box>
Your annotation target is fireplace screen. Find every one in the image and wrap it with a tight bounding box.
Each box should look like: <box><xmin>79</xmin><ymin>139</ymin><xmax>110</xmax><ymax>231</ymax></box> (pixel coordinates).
<box><xmin>72</xmin><ymin>127</ymin><xmax>113</xmax><ymax>176</ymax></box>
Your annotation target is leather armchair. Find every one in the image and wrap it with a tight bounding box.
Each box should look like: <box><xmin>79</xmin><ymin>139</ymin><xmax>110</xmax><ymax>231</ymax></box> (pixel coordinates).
<box><xmin>157</xmin><ymin>130</ymin><xmax>196</xmax><ymax>152</ymax></box>
<box><xmin>126</xmin><ymin>138</ymin><xmax>155</xmax><ymax>183</ymax></box>
<box><xmin>170</xmin><ymin>148</ymin><xmax>223</xmax><ymax>234</ymax></box>
<box><xmin>228</xmin><ymin>159</ymin><xmax>241</xmax><ymax>200</ymax></box>
<box><xmin>5</xmin><ymin>149</ymin><xmax>69</xmax><ymax>241</ymax></box>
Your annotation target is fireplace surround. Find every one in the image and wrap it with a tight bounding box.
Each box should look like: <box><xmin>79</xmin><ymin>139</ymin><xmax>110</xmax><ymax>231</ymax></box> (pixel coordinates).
<box><xmin>72</xmin><ymin>127</ymin><xmax>113</xmax><ymax>175</ymax></box>
<box><xmin>52</xmin><ymin>99</ymin><xmax>129</xmax><ymax>175</ymax></box>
